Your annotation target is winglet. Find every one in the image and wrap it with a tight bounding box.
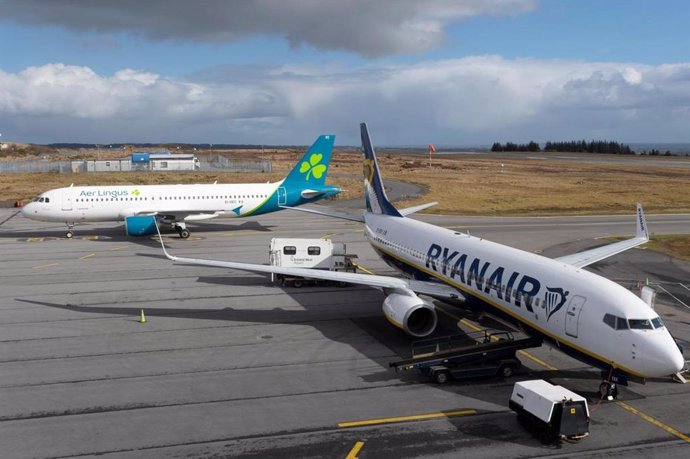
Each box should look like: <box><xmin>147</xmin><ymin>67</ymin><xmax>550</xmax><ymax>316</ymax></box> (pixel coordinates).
<box><xmin>636</xmin><ymin>203</ymin><xmax>649</xmax><ymax>241</ymax></box>
<box><xmin>153</xmin><ymin>220</ymin><xmax>177</xmax><ymax>261</ymax></box>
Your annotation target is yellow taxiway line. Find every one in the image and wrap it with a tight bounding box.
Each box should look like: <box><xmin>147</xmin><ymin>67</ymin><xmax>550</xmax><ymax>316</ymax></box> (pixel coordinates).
<box><xmin>616</xmin><ymin>401</ymin><xmax>690</xmax><ymax>443</ymax></box>
<box><xmin>345</xmin><ymin>441</ymin><xmax>365</xmax><ymax>459</ymax></box>
<box><xmin>32</xmin><ymin>262</ymin><xmax>58</xmax><ymax>270</ymax></box>
<box><xmin>338</xmin><ymin>409</ymin><xmax>477</xmax><ymax>428</ymax></box>
<box><xmin>79</xmin><ymin>253</ymin><xmax>96</xmax><ymax>260</ymax></box>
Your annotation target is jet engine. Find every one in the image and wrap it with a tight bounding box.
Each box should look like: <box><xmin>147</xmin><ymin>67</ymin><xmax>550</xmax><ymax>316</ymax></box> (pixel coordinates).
<box><xmin>124</xmin><ymin>215</ymin><xmax>157</xmax><ymax>236</ymax></box>
<box><xmin>382</xmin><ymin>293</ymin><xmax>437</xmax><ymax>337</ymax></box>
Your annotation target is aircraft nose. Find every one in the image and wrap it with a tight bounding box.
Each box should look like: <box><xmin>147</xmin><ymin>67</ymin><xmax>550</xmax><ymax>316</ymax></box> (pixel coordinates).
<box><xmin>20</xmin><ymin>202</ymin><xmax>34</xmax><ymax>216</ymax></box>
<box><xmin>644</xmin><ymin>333</ymin><xmax>685</xmax><ymax>376</ymax></box>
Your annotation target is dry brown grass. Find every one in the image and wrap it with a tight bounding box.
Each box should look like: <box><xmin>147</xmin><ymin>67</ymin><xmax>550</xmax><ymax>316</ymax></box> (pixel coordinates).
<box><xmin>645</xmin><ymin>235</ymin><xmax>690</xmax><ymax>262</ymax></box>
<box><xmin>4</xmin><ymin>149</ymin><xmax>690</xmax><ymax>216</ymax></box>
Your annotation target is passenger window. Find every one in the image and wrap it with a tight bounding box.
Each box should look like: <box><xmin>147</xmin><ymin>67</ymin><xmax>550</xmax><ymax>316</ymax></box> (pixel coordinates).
<box><xmin>283</xmin><ymin>246</ymin><xmax>296</xmax><ymax>255</ymax></box>
<box><xmin>307</xmin><ymin>247</ymin><xmax>321</xmax><ymax>256</ymax></box>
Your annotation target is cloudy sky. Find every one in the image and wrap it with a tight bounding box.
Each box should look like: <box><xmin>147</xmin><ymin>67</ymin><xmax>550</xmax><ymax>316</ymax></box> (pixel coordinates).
<box><xmin>1</xmin><ymin>0</ymin><xmax>689</xmax><ymax>145</ymax></box>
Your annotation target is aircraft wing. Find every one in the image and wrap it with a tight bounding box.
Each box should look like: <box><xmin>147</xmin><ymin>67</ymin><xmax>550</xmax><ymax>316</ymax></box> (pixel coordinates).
<box><xmin>555</xmin><ymin>203</ymin><xmax>649</xmax><ymax>268</ymax></box>
<box><xmin>130</xmin><ymin>210</ymin><xmax>223</xmax><ymax>221</ymax></box>
<box><xmin>279</xmin><ymin>201</ymin><xmax>437</xmax><ymax>222</ymax></box>
<box><xmin>154</xmin><ymin>226</ymin><xmax>462</xmax><ymax>301</ymax></box>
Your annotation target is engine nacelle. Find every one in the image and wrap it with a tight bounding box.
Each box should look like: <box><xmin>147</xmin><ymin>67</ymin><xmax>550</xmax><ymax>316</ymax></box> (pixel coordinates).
<box><xmin>382</xmin><ymin>293</ymin><xmax>437</xmax><ymax>338</ymax></box>
<box><xmin>124</xmin><ymin>215</ymin><xmax>157</xmax><ymax>236</ymax></box>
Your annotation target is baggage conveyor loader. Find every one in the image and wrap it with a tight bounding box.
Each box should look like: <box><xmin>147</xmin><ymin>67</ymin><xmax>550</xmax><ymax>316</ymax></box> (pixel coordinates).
<box><xmin>390</xmin><ymin>330</ymin><xmax>543</xmax><ymax>383</ymax></box>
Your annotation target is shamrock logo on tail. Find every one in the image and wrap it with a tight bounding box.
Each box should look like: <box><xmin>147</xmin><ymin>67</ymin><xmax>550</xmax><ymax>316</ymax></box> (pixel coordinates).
<box><xmin>299</xmin><ymin>153</ymin><xmax>327</xmax><ymax>181</ymax></box>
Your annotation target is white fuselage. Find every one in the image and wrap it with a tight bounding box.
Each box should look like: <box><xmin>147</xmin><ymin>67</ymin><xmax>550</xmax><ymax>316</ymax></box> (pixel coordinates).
<box><xmin>22</xmin><ymin>182</ymin><xmax>284</xmax><ymax>223</ymax></box>
<box><xmin>364</xmin><ymin>213</ymin><xmax>684</xmax><ymax>379</ymax></box>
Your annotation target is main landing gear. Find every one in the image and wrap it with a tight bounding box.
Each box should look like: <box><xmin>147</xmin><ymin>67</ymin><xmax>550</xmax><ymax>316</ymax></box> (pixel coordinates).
<box><xmin>173</xmin><ymin>223</ymin><xmax>190</xmax><ymax>239</ymax></box>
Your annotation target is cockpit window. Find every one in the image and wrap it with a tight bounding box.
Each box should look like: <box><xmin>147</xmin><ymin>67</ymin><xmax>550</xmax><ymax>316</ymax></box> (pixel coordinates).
<box><xmin>45</xmin><ymin>197</ymin><xmax>49</xmax><ymax>203</ymax></box>
<box><xmin>651</xmin><ymin>317</ymin><xmax>664</xmax><ymax>329</ymax></box>
<box><xmin>38</xmin><ymin>197</ymin><xmax>44</xmax><ymax>202</ymax></box>
<box><xmin>628</xmin><ymin>319</ymin><xmax>653</xmax><ymax>330</ymax></box>
<box><xmin>616</xmin><ymin>317</ymin><xmax>629</xmax><ymax>330</ymax></box>
<box><xmin>603</xmin><ymin>313</ymin><xmax>630</xmax><ymax>330</ymax></box>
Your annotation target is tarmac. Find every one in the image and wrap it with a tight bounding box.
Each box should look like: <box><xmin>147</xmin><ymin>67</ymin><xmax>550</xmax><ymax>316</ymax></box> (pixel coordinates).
<box><xmin>1</xmin><ymin>207</ymin><xmax>689</xmax><ymax>458</ymax></box>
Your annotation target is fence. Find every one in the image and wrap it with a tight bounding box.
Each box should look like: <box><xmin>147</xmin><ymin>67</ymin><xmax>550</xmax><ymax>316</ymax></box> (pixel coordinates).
<box><xmin>0</xmin><ymin>156</ymin><xmax>272</xmax><ymax>174</ymax></box>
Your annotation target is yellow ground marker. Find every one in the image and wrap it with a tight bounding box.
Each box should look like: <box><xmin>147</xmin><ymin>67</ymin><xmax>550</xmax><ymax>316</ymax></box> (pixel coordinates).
<box><xmin>352</xmin><ymin>263</ymin><xmax>376</xmax><ymax>275</ymax></box>
<box><xmin>26</xmin><ymin>237</ymin><xmax>44</xmax><ymax>242</ymax></box>
<box><xmin>32</xmin><ymin>262</ymin><xmax>58</xmax><ymax>270</ymax></box>
<box><xmin>109</xmin><ymin>246</ymin><xmax>128</xmax><ymax>251</ymax></box>
<box><xmin>616</xmin><ymin>401</ymin><xmax>690</xmax><ymax>443</ymax></box>
<box><xmin>139</xmin><ymin>309</ymin><xmax>147</xmax><ymax>324</ymax></box>
<box><xmin>345</xmin><ymin>441</ymin><xmax>364</xmax><ymax>459</ymax></box>
<box><xmin>79</xmin><ymin>253</ymin><xmax>96</xmax><ymax>260</ymax></box>
<box><xmin>338</xmin><ymin>409</ymin><xmax>476</xmax><ymax>428</ymax></box>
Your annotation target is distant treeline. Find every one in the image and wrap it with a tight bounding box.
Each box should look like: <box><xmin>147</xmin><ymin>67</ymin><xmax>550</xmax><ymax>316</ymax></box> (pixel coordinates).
<box><xmin>491</xmin><ymin>140</ymin><xmax>634</xmax><ymax>155</ymax></box>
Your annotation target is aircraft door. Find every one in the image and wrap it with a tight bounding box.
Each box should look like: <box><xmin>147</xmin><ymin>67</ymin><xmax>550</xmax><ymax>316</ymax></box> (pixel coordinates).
<box><xmin>277</xmin><ymin>187</ymin><xmax>287</xmax><ymax>206</ymax></box>
<box><xmin>61</xmin><ymin>189</ymin><xmax>73</xmax><ymax>211</ymax></box>
<box><xmin>565</xmin><ymin>295</ymin><xmax>587</xmax><ymax>338</ymax></box>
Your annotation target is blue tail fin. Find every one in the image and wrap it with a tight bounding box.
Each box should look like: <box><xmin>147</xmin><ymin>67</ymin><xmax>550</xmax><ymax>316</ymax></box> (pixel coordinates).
<box><xmin>282</xmin><ymin>135</ymin><xmax>335</xmax><ymax>186</ymax></box>
<box><xmin>361</xmin><ymin>123</ymin><xmax>402</xmax><ymax>217</ymax></box>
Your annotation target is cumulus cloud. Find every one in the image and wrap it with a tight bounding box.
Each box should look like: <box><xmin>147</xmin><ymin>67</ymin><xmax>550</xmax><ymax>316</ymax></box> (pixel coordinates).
<box><xmin>2</xmin><ymin>58</ymin><xmax>690</xmax><ymax>144</ymax></box>
<box><xmin>0</xmin><ymin>0</ymin><xmax>537</xmax><ymax>56</ymax></box>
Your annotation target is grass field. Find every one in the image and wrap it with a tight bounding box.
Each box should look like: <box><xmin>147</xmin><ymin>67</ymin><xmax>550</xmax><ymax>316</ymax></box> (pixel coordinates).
<box><xmin>3</xmin><ymin>148</ymin><xmax>689</xmax><ymax>258</ymax></box>
<box><xmin>4</xmin><ymin>149</ymin><xmax>690</xmax><ymax>217</ymax></box>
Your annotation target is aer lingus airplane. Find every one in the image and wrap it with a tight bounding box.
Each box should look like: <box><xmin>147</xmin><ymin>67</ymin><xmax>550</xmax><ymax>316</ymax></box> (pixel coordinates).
<box><xmin>157</xmin><ymin>123</ymin><xmax>685</xmax><ymax>396</ymax></box>
<box><xmin>22</xmin><ymin>135</ymin><xmax>340</xmax><ymax>238</ymax></box>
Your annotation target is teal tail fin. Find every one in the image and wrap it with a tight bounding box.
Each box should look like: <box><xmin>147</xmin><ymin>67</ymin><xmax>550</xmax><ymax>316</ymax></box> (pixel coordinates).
<box><xmin>283</xmin><ymin>135</ymin><xmax>335</xmax><ymax>186</ymax></box>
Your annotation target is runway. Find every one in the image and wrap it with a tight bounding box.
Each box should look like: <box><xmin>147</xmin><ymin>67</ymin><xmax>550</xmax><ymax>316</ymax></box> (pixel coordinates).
<box><xmin>1</xmin><ymin>208</ymin><xmax>689</xmax><ymax>458</ymax></box>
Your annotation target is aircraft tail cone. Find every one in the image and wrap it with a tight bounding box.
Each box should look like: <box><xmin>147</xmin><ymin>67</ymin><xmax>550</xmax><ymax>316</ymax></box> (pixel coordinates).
<box><xmin>139</xmin><ymin>309</ymin><xmax>147</xmax><ymax>324</ymax></box>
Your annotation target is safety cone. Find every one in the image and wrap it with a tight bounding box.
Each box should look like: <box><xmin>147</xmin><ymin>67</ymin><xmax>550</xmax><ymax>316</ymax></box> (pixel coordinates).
<box><xmin>139</xmin><ymin>309</ymin><xmax>147</xmax><ymax>324</ymax></box>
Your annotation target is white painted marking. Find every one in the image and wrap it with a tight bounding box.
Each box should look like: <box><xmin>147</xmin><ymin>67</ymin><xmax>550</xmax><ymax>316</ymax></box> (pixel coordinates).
<box><xmin>656</xmin><ymin>284</ymin><xmax>689</xmax><ymax>309</ymax></box>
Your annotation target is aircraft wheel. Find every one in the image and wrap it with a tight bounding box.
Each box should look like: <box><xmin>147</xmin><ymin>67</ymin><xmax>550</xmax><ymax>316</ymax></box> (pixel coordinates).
<box><xmin>179</xmin><ymin>229</ymin><xmax>190</xmax><ymax>239</ymax></box>
<box><xmin>292</xmin><ymin>279</ymin><xmax>303</xmax><ymax>288</ymax></box>
<box><xmin>66</xmin><ymin>231</ymin><xmax>73</xmax><ymax>239</ymax></box>
<box><xmin>434</xmin><ymin>370</ymin><xmax>450</xmax><ymax>384</ymax></box>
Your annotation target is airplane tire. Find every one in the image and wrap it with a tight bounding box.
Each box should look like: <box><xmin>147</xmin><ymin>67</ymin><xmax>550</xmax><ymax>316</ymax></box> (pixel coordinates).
<box><xmin>292</xmin><ymin>279</ymin><xmax>303</xmax><ymax>288</ymax></box>
<box><xmin>66</xmin><ymin>231</ymin><xmax>73</xmax><ymax>239</ymax></box>
<box><xmin>179</xmin><ymin>229</ymin><xmax>190</xmax><ymax>239</ymax></box>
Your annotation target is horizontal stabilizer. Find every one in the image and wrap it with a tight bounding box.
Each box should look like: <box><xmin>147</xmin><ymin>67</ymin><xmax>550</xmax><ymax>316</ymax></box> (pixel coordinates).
<box><xmin>399</xmin><ymin>202</ymin><xmax>438</xmax><ymax>216</ymax></box>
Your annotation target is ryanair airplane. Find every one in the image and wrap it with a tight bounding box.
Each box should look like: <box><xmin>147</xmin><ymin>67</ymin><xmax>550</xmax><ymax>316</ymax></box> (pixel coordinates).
<box><xmin>157</xmin><ymin>123</ymin><xmax>685</xmax><ymax>396</ymax></box>
<box><xmin>21</xmin><ymin>135</ymin><xmax>340</xmax><ymax>238</ymax></box>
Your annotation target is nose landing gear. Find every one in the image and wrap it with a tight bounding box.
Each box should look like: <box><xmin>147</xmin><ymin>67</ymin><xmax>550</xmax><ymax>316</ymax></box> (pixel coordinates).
<box><xmin>599</xmin><ymin>381</ymin><xmax>618</xmax><ymax>400</ymax></box>
<box><xmin>66</xmin><ymin>222</ymin><xmax>75</xmax><ymax>239</ymax></box>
